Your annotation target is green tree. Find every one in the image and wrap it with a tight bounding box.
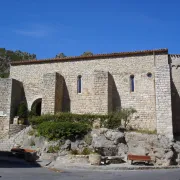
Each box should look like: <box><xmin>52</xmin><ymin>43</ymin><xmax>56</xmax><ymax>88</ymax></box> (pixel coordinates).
<box><xmin>55</xmin><ymin>53</ymin><xmax>66</xmax><ymax>58</ymax></box>
<box><xmin>0</xmin><ymin>55</ymin><xmax>10</xmax><ymax>78</ymax></box>
<box><xmin>0</xmin><ymin>48</ymin><xmax>37</xmax><ymax>78</ymax></box>
<box><xmin>81</xmin><ymin>51</ymin><xmax>93</xmax><ymax>56</ymax></box>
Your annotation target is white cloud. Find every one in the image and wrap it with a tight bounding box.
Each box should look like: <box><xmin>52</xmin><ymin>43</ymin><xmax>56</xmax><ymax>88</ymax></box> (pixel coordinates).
<box><xmin>14</xmin><ymin>23</ymin><xmax>58</xmax><ymax>38</ymax></box>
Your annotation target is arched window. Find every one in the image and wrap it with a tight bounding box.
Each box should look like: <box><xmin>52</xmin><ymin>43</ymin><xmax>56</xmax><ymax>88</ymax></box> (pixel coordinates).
<box><xmin>77</xmin><ymin>75</ymin><xmax>82</xmax><ymax>93</ymax></box>
<box><xmin>130</xmin><ymin>75</ymin><xmax>134</xmax><ymax>92</ymax></box>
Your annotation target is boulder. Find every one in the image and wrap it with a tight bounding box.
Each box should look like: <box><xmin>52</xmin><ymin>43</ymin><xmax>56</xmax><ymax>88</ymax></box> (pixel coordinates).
<box><xmin>34</xmin><ymin>136</ymin><xmax>46</xmax><ymax>148</ymax></box>
<box><xmin>165</xmin><ymin>150</ymin><xmax>174</xmax><ymax>161</ymax></box>
<box><xmin>71</xmin><ymin>140</ymin><xmax>87</xmax><ymax>152</ymax></box>
<box><xmin>61</xmin><ymin>140</ymin><xmax>71</xmax><ymax>150</ymax></box>
<box><xmin>104</xmin><ymin>130</ymin><xmax>125</xmax><ymax>144</ymax></box>
<box><xmin>118</xmin><ymin>143</ymin><xmax>128</xmax><ymax>161</ymax></box>
<box><xmin>91</xmin><ymin>133</ymin><xmax>118</xmax><ymax>156</ymax></box>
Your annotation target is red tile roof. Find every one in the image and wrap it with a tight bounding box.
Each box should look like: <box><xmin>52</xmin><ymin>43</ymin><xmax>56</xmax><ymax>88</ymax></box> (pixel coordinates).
<box><xmin>11</xmin><ymin>48</ymin><xmax>168</xmax><ymax>66</ymax></box>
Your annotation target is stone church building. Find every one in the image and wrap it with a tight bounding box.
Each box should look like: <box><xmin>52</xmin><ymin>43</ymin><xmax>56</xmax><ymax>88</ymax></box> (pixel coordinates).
<box><xmin>0</xmin><ymin>48</ymin><xmax>180</xmax><ymax>138</ymax></box>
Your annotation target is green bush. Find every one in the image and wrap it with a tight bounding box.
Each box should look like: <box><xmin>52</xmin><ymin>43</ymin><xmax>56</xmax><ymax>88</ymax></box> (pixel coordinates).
<box><xmin>104</xmin><ymin>108</ymin><xmax>137</xmax><ymax>129</ymax></box>
<box><xmin>30</xmin><ymin>140</ymin><xmax>35</xmax><ymax>146</ymax></box>
<box><xmin>47</xmin><ymin>145</ymin><xmax>60</xmax><ymax>153</ymax></box>
<box><xmin>28</xmin><ymin>129</ymin><xmax>36</xmax><ymax>136</ymax></box>
<box><xmin>37</xmin><ymin>121</ymin><xmax>91</xmax><ymax>141</ymax></box>
<box><xmin>30</xmin><ymin>109</ymin><xmax>136</xmax><ymax>130</ymax></box>
<box><xmin>121</xmin><ymin>108</ymin><xmax>137</xmax><ymax>128</ymax></box>
<box><xmin>103</xmin><ymin>111</ymin><xmax>122</xmax><ymax>129</ymax></box>
<box><xmin>28</xmin><ymin>106</ymin><xmax>37</xmax><ymax>118</ymax></box>
<box><xmin>103</xmin><ymin>108</ymin><xmax>136</xmax><ymax>129</ymax></box>
<box><xmin>29</xmin><ymin>112</ymin><xmax>108</xmax><ymax>126</ymax></box>
<box><xmin>81</xmin><ymin>148</ymin><xmax>92</xmax><ymax>155</ymax></box>
<box><xmin>0</xmin><ymin>73</ymin><xmax>9</xmax><ymax>78</ymax></box>
<box><xmin>70</xmin><ymin>149</ymin><xmax>79</xmax><ymax>155</ymax></box>
<box><xmin>17</xmin><ymin>102</ymin><xmax>28</xmax><ymax>119</ymax></box>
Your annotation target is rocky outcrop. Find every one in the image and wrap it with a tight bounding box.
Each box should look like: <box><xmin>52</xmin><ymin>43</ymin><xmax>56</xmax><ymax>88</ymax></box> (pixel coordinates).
<box><xmin>11</xmin><ymin>127</ymin><xmax>180</xmax><ymax>166</ymax></box>
<box><xmin>91</xmin><ymin>129</ymin><xmax>126</xmax><ymax>156</ymax></box>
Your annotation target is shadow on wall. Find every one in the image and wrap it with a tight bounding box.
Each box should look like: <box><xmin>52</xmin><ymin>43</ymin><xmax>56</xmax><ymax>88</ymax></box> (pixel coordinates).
<box><xmin>171</xmin><ymin>80</ymin><xmax>180</xmax><ymax>136</ymax></box>
<box><xmin>11</xmin><ymin>81</ymin><xmax>27</xmax><ymax>124</ymax></box>
<box><xmin>109</xmin><ymin>73</ymin><xmax>121</xmax><ymax>112</ymax></box>
<box><xmin>62</xmin><ymin>78</ymin><xmax>70</xmax><ymax>112</ymax></box>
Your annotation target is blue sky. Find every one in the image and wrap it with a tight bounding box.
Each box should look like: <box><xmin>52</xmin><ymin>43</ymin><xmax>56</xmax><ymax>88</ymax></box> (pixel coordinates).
<box><xmin>0</xmin><ymin>0</ymin><xmax>180</xmax><ymax>59</ymax></box>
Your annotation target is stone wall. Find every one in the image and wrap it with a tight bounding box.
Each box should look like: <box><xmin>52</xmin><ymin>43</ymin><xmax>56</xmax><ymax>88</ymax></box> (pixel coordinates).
<box><xmin>0</xmin><ymin>79</ymin><xmax>12</xmax><ymax>136</ymax></box>
<box><xmin>42</xmin><ymin>72</ymin><xmax>64</xmax><ymax>114</ymax></box>
<box><xmin>9</xmin><ymin>124</ymin><xmax>28</xmax><ymax>137</ymax></box>
<box><xmin>93</xmin><ymin>71</ymin><xmax>109</xmax><ymax>114</ymax></box>
<box><xmin>170</xmin><ymin>55</ymin><xmax>180</xmax><ymax>135</ymax></box>
<box><xmin>155</xmin><ymin>55</ymin><xmax>173</xmax><ymax>137</ymax></box>
<box><xmin>10</xmin><ymin>53</ymin><xmax>169</xmax><ymax>131</ymax></box>
<box><xmin>0</xmin><ymin>78</ymin><xmax>24</xmax><ymax>137</ymax></box>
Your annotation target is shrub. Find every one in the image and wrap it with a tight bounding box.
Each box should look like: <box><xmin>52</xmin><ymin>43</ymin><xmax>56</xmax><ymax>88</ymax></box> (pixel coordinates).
<box><xmin>28</xmin><ymin>106</ymin><xmax>37</xmax><ymax>118</ymax></box>
<box><xmin>47</xmin><ymin>145</ymin><xmax>60</xmax><ymax>153</ymax></box>
<box><xmin>0</xmin><ymin>73</ymin><xmax>9</xmax><ymax>78</ymax></box>
<box><xmin>71</xmin><ymin>149</ymin><xmax>79</xmax><ymax>155</ymax></box>
<box><xmin>103</xmin><ymin>111</ymin><xmax>122</xmax><ymax>129</ymax></box>
<box><xmin>103</xmin><ymin>108</ymin><xmax>137</xmax><ymax>129</ymax></box>
<box><xmin>28</xmin><ymin>129</ymin><xmax>36</xmax><ymax>136</ymax></box>
<box><xmin>29</xmin><ymin>112</ymin><xmax>108</xmax><ymax>126</ymax></box>
<box><xmin>17</xmin><ymin>102</ymin><xmax>28</xmax><ymax>119</ymax></box>
<box><xmin>121</xmin><ymin>108</ymin><xmax>137</xmax><ymax>128</ymax></box>
<box><xmin>30</xmin><ymin>140</ymin><xmax>35</xmax><ymax>146</ymax></box>
<box><xmin>81</xmin><ymin>148</ymin><xmax>92</xmax><ymax>155</ymax></box>
<box><xmin>30</xmin><ymin>108</ymin><xmax>136</xmax><ymax>132</ymax></box>
<box><xmin>37</xmin><ymin>121</ymin><xmax>91</xmax><ymax>141</ymax></box>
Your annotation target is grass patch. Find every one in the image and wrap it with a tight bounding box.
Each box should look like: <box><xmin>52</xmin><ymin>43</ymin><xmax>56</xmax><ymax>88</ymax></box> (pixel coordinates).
<box><xmin>30</xmin><ymin>140</ymin><xmax>35</xmax><ymax>146</ymax></box>
<box><xmin>70</xmin><ymin>149</ymin><xmax>79</xmax><ymax>155</ymax></box>
<box><xmin>47</xmin><ymin>145</ymin><xmax>60</xmax><ymax>153</ymax></box>
<box><xmin>128</xmin><ymin>129</ymin><xmax>157</xmax><ymax>135</ymax></box>
<box><xmin>28</xmin><ymin>129</ymin><xmax>36</xmax><ymax>136</ymax></box>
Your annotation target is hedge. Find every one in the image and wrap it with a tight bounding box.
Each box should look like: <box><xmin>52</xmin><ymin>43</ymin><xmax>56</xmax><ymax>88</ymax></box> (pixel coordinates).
<box><xmin>37</xmin><ymin>121</ymin><xmax>91</xmax><ymax>141</ymax></box>
<box><xmin>29</xmin><ymin>112</ymin><xmax>108</xmax><ymax>126</ymax></box>
<box><xmin>30</xmin><ymin>108</ymin><xmax>137</xmax><ymax>141</ymax></box>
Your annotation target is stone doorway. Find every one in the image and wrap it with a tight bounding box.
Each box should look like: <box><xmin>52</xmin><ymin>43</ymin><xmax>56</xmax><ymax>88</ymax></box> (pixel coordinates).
<box><xmin>31</xmin><ymin>98</ymin><xmax>42</xmax><ymax>116</ymax></box>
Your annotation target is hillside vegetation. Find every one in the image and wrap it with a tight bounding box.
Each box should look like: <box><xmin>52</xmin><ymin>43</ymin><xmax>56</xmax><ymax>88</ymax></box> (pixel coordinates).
<box><xmin>0</xmin><ymin>48</ymin><xmax>36</xmax><ymax>78</ymax></box>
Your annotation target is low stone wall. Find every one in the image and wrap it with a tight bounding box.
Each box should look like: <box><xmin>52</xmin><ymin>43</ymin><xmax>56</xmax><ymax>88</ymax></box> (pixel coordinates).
<box><xmin>9</xmin><ymin>124</ymin><xmax>28</xmax><ymax>137</ymax></box>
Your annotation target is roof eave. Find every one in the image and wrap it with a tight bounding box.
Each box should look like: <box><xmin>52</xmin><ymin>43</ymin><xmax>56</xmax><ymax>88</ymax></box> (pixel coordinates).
<box><xmin>11</xmin><ymin>48</ymin><xmax>168</xmax><ymax>66</ymax></box>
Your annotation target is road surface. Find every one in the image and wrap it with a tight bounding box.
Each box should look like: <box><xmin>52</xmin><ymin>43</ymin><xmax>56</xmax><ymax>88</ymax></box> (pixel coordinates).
<box><xmin>0</xmin><ymin>159</ymin><xmax>180</xmax><ymax>180</ymax></box>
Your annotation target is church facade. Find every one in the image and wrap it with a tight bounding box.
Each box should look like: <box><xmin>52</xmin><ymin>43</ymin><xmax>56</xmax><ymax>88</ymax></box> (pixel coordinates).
<box><xmin>0</xmin><ymin>48</ymin><xmax>180</xmax><ymax>138</ymax></box>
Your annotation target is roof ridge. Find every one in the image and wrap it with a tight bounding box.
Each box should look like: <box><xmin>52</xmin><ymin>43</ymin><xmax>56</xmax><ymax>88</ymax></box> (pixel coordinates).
<box><xmin>11</xmin><ymin>48</ymin><xmax>168</xmax><ymax>66</ymax></box>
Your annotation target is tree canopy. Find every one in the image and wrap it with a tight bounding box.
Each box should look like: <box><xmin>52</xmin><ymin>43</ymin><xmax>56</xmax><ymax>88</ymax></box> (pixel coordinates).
<box><xmin>55</xmin><ymin>52</ymin><xmax>66</xmax><ymax>58</ymax></box>
<box><xmin>0</xmin><ymin>48</ymin><xmax>36</xmax><ymax>78</ymax></box>
<box><xmin>81</xmin><ymin>51</ymin><xmax>93</xmax><ymax>56</ymax></box>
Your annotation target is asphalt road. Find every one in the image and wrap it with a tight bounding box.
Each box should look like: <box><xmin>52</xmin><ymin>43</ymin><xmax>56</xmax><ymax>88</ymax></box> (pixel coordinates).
<box><xmin>1</xmin><ymin>160</ymin><xmax>180</xmax><ymax>180</ymax></box>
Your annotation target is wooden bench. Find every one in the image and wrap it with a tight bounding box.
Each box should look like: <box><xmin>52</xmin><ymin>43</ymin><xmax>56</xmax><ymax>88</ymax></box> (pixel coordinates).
<box><xmin>11</xmin><ymin>148</ymin><xmax>36</xmax><ymax>154</ymax></box>
<box><xmin>127</xmin><ymin>154</ymin><xmax>151</xmax><ymax>165</ymax></box>
<box><xmin>11</xmin><ymin>148</ymin><xmax>37</xmax><ymax>162</ymax></box>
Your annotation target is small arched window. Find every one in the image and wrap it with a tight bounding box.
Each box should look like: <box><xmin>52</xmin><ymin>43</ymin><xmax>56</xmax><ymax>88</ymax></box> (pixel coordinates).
<box><xmin>130</xmin><ymin>75</ymin><xmax>135</xmax><ymax>92</ymax></box>
<box><xmin>77</xmin><ymin>75</ymin><xmax>82</xmax><ymax>93</ymax></box>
